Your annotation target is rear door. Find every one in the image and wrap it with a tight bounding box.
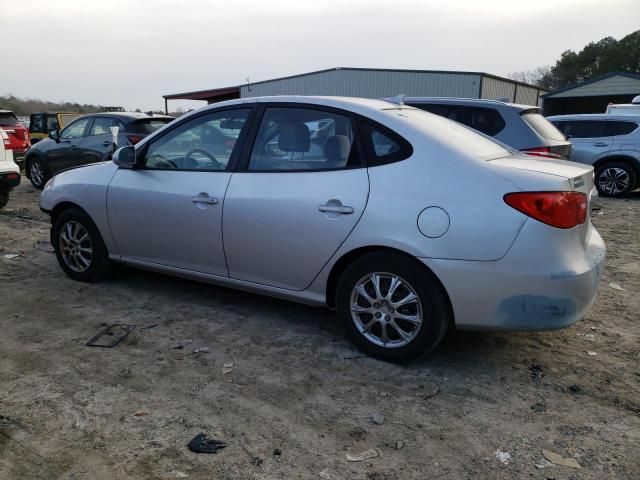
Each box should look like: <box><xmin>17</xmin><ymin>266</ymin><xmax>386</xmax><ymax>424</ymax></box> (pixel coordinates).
<box><xmin>553</xmin><ymin>120</ymin><xmax>612</xmax><ymax>164</ymax></box>
<box><xmin>78</xmin><ymin>117</ymin><xmax>116</xmax><ymax>164</ymax></box>
<box><xmin>223</xmin><ymin>105</ymin><xmax>369</xmax><ymax>291</ymax></box>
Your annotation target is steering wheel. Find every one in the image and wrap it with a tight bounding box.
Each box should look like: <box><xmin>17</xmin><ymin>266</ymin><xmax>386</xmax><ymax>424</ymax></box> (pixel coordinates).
<box><xmin>185</xmin><ymin>148</ymin><xmax>226</xmax><ymax>170</ymax></box>
<box><xmin>147</xmin><ymin>155</ymin><xmax>177</xmax><ymax>169</ymax></box>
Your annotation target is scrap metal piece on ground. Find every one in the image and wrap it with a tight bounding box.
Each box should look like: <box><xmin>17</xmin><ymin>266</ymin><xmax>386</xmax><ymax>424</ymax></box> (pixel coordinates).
<box><xmin>346</xmin><ymin>448</ymin><xmax>379</xmax><ymax>462</ymax></box>
<box><xmin>542</xmin><ymin>449</ymin><xmax>582</xmax><ymax>469</ymax></box>
<box><xmin>86</xmin><ymin>324</ymin><xmax>136</xmax><ymax>348</ymax></box>
<box><xmin>187</xmin><ymin>433</ymin><xmax>226</xmax><ymax>454</ymax></box>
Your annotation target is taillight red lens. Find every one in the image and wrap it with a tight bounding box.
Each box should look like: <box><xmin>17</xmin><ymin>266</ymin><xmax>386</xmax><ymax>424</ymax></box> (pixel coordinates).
<box><xmin>520</xmin><ymin>146</ymin><xmax>562</xmax><ymax>159</ymax></box>
<box><xmin>504</xmin><ymin>192</ymin><xmax>588</xmax><ymax>229</ymax></box>
<box><xmin>126</xmin><ymin>135</ymin><xmax>144</xmax><ymax>145</ymax></box>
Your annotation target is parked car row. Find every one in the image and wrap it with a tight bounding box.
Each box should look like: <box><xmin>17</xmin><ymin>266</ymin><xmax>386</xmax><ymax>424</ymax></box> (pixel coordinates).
<box><xmin>39</xmin><ymin>96</ymin><xmax>605</xmax><ymax>361</ymax></box>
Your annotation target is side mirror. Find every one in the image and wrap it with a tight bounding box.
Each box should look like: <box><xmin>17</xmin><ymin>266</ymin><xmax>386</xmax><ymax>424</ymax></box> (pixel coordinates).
<box><xmin>113</xmin><ymin>145</ymin><xmax>137</xmax><ymax>168</ymax></box>
<box><xmin>48</xmin><ymin>129</ymin><xmax>60</xmax><ymax>141</ymax></box>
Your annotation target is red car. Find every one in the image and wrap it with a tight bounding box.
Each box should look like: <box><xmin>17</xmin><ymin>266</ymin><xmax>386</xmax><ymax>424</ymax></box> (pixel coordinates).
<box><xmin>0</xmin><ymin>110</ymin><xmax>30</xmax><ymax>165</ymax></box>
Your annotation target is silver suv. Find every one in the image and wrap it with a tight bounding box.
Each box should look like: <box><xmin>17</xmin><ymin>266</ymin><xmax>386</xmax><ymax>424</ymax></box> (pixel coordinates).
<box><xmin>548</xmin><ymin>114</ymin><xmax>640</xmax><ymax>197</ymax></box>
<box><xmin>404</xmin><ymin>97</ymin><xmax>571</xmax><ymax>159</ymax></box>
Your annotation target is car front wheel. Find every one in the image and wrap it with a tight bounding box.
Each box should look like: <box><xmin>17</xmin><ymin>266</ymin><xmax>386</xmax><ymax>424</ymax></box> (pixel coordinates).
<box><xmin>0</xmin><ymin>192</ymin><xmax>8</xmax><ymax>209</ymax></box>
<box><xmin>52</xmin><ymin>208</ymin><xmax>111</xmax><ymax>282</ymax></box>
<box><xmin>595</xmin><ymin>162</ymin><xmax>637</xmax><ymax>197</ymax></box>
<box><xmin>28</xmin><ymin>158</ymin><xmax>49</xmax><ymax>189</ymax></box>
<box><xmin>336</xmin><ymin>251</ymin><xmax>451</xmax><ymax>362</ymax></box>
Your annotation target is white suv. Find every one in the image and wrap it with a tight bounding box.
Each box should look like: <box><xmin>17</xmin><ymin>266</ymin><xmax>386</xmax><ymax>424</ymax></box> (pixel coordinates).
<box><xmin>0</xmin><ymin>129</ymin><xmax>21</xmax><ymax>209</ymax></box>
<box><xmin>606</xmin><ymin>95</ymin><xmax>640</xmax><ymax>115</ymax></box>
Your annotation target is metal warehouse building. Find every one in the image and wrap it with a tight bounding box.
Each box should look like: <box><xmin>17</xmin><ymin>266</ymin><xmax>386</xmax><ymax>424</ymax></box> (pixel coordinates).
<box><xmin>542</xmin><ymin>72</ymin><xmax>640</xmax><ymax>115</ymax></box>
<box><xmin>164</xmin><ymin>67</ymin><xmax>548</xmax><ymax>113</ymax></box>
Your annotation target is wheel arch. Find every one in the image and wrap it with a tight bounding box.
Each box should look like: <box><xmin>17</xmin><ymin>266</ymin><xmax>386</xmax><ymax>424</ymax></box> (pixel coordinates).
<box><xmin>325</xmin><ymin>245</ymin><xmax>454</xmax><ymax>324</ymax></box>
<box><xmin>24</xmin><ymin>152</ymin><xmax>42</xmax><ymax>179</ymax></box>
<box><xmin>593</xmin><ymin>155</ymin><xmax>640</xmax><ymax>177</ymax></box>
<box><xmin>49</xmin><ymin>202</ymin><xmax>94</xmax><ymax>245</ymax></box>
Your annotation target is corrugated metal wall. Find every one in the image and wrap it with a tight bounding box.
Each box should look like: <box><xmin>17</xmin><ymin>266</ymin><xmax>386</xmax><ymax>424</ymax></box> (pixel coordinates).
<box><xmin>241</xmin><ymin>69</ymin><xmax>482</xmax><ymax>99</ymax></box>
<box><xmin>481</xmin><ymin>76</ymin><xmax>516</xmax><ymax>101</ymax></box>
<box><xmin>515</xmin><ymin>85</ymin><xmax>539</xmax><ymax>105</ymax></box>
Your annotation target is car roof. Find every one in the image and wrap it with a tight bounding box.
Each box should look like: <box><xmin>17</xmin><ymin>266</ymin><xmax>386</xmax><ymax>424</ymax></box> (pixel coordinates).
<box><xmin>0</xmin><ymin>109</ymin><xmax>16</xmax><ymax>114</ymax></box>
<box><xmin>84</xmin><ymin>112</ymin><xmax>173</xmax><ymax>120</ymax></box>
<box><xmin>547</xmin><ymin>113</ymin><xmax>640</xmax><ymax>121</ymax></box>
<box><xmin>401</xmin><ymin>96</ymin><xmax>539</xmax><ymax>112</ymax></box>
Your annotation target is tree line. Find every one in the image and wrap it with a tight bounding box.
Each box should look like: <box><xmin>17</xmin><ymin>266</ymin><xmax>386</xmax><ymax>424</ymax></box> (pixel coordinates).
<box><xmin>509</xmin><ymin>29</ymin><xmax>639</xmax><ymax>90</ymax></box>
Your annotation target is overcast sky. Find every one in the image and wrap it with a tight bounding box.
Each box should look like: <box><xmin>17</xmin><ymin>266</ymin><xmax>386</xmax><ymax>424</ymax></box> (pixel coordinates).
<box><xmin>1</xmin><ymin>0</ymin><xmax>638</xmax><ymax>111</ymax></box>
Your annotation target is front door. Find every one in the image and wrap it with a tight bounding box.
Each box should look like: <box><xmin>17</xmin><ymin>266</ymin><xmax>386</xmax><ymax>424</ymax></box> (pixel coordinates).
<box><xmin>557</xmin><ymin>120</ymin><xmax>612</xmax><ymax>164</ymax></box>
<box><xmin>79</xmin><ymin>117</ymin><xmax>117</xmax><ymax>164</ymax></box>
<box><xmin>223</xmin><ymin>106</ymin><xmax>369</xmax><ymax>291</ymax></box>
<box><xmin>107</xmin><ymin>108</ymin><xmax>252</xmax><ymax>276</ymax></box>
<box><xmin>48</xmin><ymin>117</ymin><xmax>91</xmax><ymax>172</ymax></box>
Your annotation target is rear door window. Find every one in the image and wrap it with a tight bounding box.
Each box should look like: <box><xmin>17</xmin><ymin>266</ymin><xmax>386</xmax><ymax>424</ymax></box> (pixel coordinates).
<box><xmin>409</xmin><ymin>104</ymin><xmax>505</xmax><ymax>136</ymax></box>
<box><xmin>605</xmin><ymin>121</ymin><xmax>638</xmax><ymax>136</ymax></box>
<box><xmin>132</xmin><ymin>118</ymin><xmax>173</xmax><ymax>134</ymax></box>
<box><xmin>521</xmin><ymin>113</ymin><xmax>566</xmax><ymax>141</ymax></box>
<box><xmin>89</xmin><ymin>117</ymin><xmax>114</xmax><ymax>136</ymax></box>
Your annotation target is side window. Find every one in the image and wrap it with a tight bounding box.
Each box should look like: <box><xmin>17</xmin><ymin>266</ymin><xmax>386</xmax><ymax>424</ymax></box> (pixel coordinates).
<box><xmin>248</xmin><ymin>107</ymin><xmax>360</xmax><ymax>171</ymax></box>
<box><xmin>561</xmin><ymin>121</ymin><xmax>605</xmax><ymax>139</ymax></box>
<box><xmin>46</xmin><ymin>115</ymin><xmax>60</xmax><ymax>132</ymax></box>
<box><xmin>30</xmin><ymin>114</ymin><xmax>44</xmax><ymax>133</ymax></box>
<box><xmin>360</xmin><ymin>120</ymin><xmax>412</xmax><ymax>166</ymax></box>
<box><xmin>606</xmin><ymin>121</ymin><xmax>638</xmax><ymax>137</ymax></box>
<box><xmin>467</xmin><ymin>107</ymin><xmax>505</xmax><ymax>136</ymax></box>
<box><xmin>89</xmin><ymin>117</ymin><xmax>114</xmax><ymax>136</ymax></box>
<box><xmin>60</xmin><ymin>118</ymin><xmax>90</xmax><ymax>140</ymax></box>
<box><xmin>144</xmin><ymin>109</ymin><xmax>249</xmax><ymax>171</ymax></box>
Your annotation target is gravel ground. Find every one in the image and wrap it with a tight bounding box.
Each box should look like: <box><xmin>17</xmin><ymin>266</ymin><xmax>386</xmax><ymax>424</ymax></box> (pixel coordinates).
<box><xmin>0</xmin><ymin>180</ymin><xmax>638</xmax><ymax>480</ymax></box>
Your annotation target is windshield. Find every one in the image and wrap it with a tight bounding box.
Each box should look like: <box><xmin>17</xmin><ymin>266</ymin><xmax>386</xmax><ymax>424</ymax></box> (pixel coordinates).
<box><xmin>133</xmin><ymin>118</ymin><xmax>173</xmax><ymax>134</ymax></box>
<box><xmin>395</xmin><ymin>108</ymin><xmax>512</xmax><ymax>160</ymax></box>
<box><xmin>522</xmin><ymin>113</ymin><xmax>566</xmax><ymax>141</ymax></box>
<box><xmin>0</xmin><ymin>112</ymin><xmax>20</xmax><ymax>126</ymax></box>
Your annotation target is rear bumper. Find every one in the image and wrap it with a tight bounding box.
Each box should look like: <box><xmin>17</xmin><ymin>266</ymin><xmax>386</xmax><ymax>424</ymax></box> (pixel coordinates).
<box><xmin>0</xmin><ymin>171</ymin><xmax>21</xmax><ymax>191</ymax></box>
<box><xmin>422</xmin><ymin>223</ymin><xmax>605</xmax><ymax>331</ymax></box>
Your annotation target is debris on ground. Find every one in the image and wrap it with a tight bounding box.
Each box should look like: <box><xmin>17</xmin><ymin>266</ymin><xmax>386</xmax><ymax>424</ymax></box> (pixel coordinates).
<box><xmin>192</xmin><ymin>347</ymin><xmax>210</xmax><ymax>354</ymax></box>
<box><xmin>495</xmin><ymin>449</ymin><xmax>511</xmax><ymax>465</ymax></box>
<box><xmin>531</xmin><ymin>402</ymin><xmax>546</xmax><ymax>412</ymax></box>
<box><xmin>86</xmin><ymin>324</ymin><xmax>136</xmax><ymax>348</ymax></box>
<box><xmin>608</xmin><ymin>282</ymin><xmax>626</xmax><ymax>291</ymax></box>
<box><xmin>187</xmin><ymin>433</ymin><xmax>226</xmax><ymax>454</ymax></box>
<box><xmin>529</xmin><ymin>363</ymin><xmax>545</xmax><ymax>379</ymax></box>
<box><xmin>395</xmin><ymin>440</ymin><xmax>404</xmax><ymax>450</ymax></box>
<box><xmin>534</xmin><ymin>459</ymin><xmax>555</xmax><ymax>469</ymax></box>
<box><xmin>542</xmin><ymin>449</ymin><xmax>582</xmax><ymax>469</ymax></box>
<box><xmin>222</xmin><ymin>362</ymin><xmax>234</xmax><ymax>374</ymax></box>
<box><xmin>273</xmin><ymin>448</ymin><xmax>282</xmax><ymax>456</ymax></box>
<box><xmin>587</xmin><ymin>351</ymin><xmax>598</xmax><ymax>356</ymax></box>
<box><xmin>346</xmin><ymin>449</ymin><xmax>379</xmax><ymax>462</ymax></box>
<box><xmin>370</xmin><ymin>413</ymin><xmax>385</xmax><ymax>425</ymax></box>
<box><xmin>134</xmin><ymin>412</ymin><xmax>147</xmax><ymax>417</ymax></box>
<box><xmin>318</xmin><ymin>468</ymin><xmax>333</xmax><ymax>479</ymax></box>
<box><xmin>568</xmin><ymin>384</ymin><xmax>582</xmax><ymax>394</ymax></box>
<box><xmin>2</xmin><ymin>253</ymin><xmax>20</xmax><ymax>259</ymax></box>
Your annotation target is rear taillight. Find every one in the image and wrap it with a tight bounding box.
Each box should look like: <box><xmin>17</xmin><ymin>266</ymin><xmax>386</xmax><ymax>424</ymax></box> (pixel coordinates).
<box><xmin>504</xmin><ymin>192</ymin><xmax>588</xmax><ymax>229</ymax></box>
<box><xmin>520</xmin><ymin>146</ymin><xmax>562</xmax><ymax>159</ymax></box>
<box><xmin>127</xmin><ymin>134</ymin><xmax>144</xmax><ymax>145</ymax></box>
<box><xmin>0</xmin><ymin>130</ymin><xmax>11</xmax><ymax>149</ymax></box>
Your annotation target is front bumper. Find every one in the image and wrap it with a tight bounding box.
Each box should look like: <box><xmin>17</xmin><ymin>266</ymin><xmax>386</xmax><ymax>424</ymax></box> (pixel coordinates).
<box><xmin>0</xmin><ymin>171</ymin><xmax>21</xmax><ymax>191</ymax></box>
<box><xmin>422</xmin><ymin>224</ymin><xmax>606</xmax><ymax>331</ymax></box>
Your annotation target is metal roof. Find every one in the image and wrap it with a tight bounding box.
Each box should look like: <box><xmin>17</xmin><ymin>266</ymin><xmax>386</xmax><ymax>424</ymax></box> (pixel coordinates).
<box><xmin>542</xmin><ymin>72</ymin><xmax>640</xmax><ymax>98</ymax></box>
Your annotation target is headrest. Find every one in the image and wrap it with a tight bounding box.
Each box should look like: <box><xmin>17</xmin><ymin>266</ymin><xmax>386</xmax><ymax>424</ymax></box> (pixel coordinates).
<box><xmin>324</xmin><ymin>135</ymin><xmax>351</xmax><ymax>163</ymax></box>
<box><xmin>278</xmin><ymin>122</ymin><xmax>310</xmax><ymax>152</ymax></box>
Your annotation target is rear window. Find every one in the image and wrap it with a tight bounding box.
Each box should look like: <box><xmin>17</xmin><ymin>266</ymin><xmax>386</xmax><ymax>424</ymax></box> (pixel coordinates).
<box><xmin>410</xmin><ymin>104</ymin><xmax>505</xmax><ymax>137</ymax></box>
<box><xmin>607</xmin><ymin>121</ymin><xmax>638</xmax><ymax>136</ymax></box>
<box><xmin>0</xmin><ymin>112</ymin><xmax>20</xmax><ymax>126</ymax></box>
<box><xmin>553</xmin><ymin>120</ymin><xmax>605</xmax><ymax>139</ymax></box>
<box><xmin>132</xmin><ymin>118</ymin><xmax>173</xmax><ymax>134</ymax></box>
<box><xmin>522</xmin><ymin>113</ymin><xmax>566</xmax><ymax>141</ymax></box>
<box><xmin>399</xmin><ymin>108</ymin><xmax>511</xmax><ymax>161</ymax></box>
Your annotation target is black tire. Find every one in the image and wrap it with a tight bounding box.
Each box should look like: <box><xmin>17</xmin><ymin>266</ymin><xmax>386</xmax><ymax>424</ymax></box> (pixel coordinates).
<box><xmin>0</xmin><ymin>192</ymin><xmax>8</xmax><ymax>209</ymax></box>
<box><xmin>52</xmin><ymin>208</ymin><xmax>111</xmax><ymax>282</ymax></box>
<box><xmin>336</xmin><ymin>251</ymin><xmax>451</xmax><ymax>362</ymax></box>
<box><xmin>595</xmin><ymin>162</ymin><xmax>637</xmax><ymax>197</ymax></box>
<box><xmin>28</xmin><ymin>157</ymin><xmax>49</xmax><ymax>190</ymax></box>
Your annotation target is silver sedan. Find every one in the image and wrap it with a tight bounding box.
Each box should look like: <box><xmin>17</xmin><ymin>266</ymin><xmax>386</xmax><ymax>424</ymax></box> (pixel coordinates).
<box><xmin>40</xmin><ymin>96</ymin><xmax>605</xmax><ymax>361</ymax></box>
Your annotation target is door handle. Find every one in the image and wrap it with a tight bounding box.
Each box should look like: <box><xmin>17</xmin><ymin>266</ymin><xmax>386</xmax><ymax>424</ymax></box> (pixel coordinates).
<box><xmin>318</xmin><ymin>204</ymin><xmax>354</xmax><ymax>214</ymax></box>
<box><xmin>593</xmin><ymin>142</ymin><xmax>608</xmax><ymax>147</ymax></box>
<box><xmin>191</xmin><ymin>195</ymin><xmax>218</xmax><ymax>205</ymax></box>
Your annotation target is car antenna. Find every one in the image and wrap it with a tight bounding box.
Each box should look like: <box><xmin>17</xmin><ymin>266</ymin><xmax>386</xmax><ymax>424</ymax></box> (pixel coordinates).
<box><xmin>246</xmin><ymin>77</ymin><xmax>252</xmax><ymax>93</ymax></box>
<box><xmin>386</xmin><ymin>94</ymin><xmax>406</xmax><ymax>106</ymax></box>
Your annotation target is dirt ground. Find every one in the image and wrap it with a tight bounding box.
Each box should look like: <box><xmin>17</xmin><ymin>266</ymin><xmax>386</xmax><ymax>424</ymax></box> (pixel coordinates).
<box><xmin>0</xmin><ymin>180</ymin><xmax>638</xmax><ymax>480</ymax></box>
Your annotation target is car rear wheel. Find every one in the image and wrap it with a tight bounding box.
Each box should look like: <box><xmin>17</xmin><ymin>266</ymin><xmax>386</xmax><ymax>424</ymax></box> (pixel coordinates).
<box><xmin>595</xmin><ymin>162</ymin><xmax>637</xmax><ymax>197</ymax></box>
<box><xmin>28</xmin><ymin>158</ymin><xmax>49</xmax><ymax>190</ymax></box>
<box><xmin>0</xmin><ymin>192</ymin><xmax>8</xmax><ymax>209</ymax></box>
<box><xmin>336</xmin><ymin>251</ymin><xmax>451</xmax><ymax>362</ymax></box>
<box><xmin>52</xmin><ymin>208</ymin><xmax>111</xmax><ymax>282</ymax></box>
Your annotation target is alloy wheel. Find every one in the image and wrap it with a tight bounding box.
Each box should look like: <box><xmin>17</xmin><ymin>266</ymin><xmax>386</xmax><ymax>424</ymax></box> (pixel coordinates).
<box><xmin>59</xmin><ymin>221</ymin><xmax>93</xmax><ymax>273</ymax></box>
<box><xmin>30</xmin><ymin>161</ymin><xmax>44</xmax><ymax>187</ymax></box>
<box><xmin>350</xmin><ymin>272</ymin><xmax>423</xmax><ymax>348</ymax></box>
<box><xmin>598</xmin><ymin>167</ymin><xmax>630</xmax><ymax>195</ymax></box>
